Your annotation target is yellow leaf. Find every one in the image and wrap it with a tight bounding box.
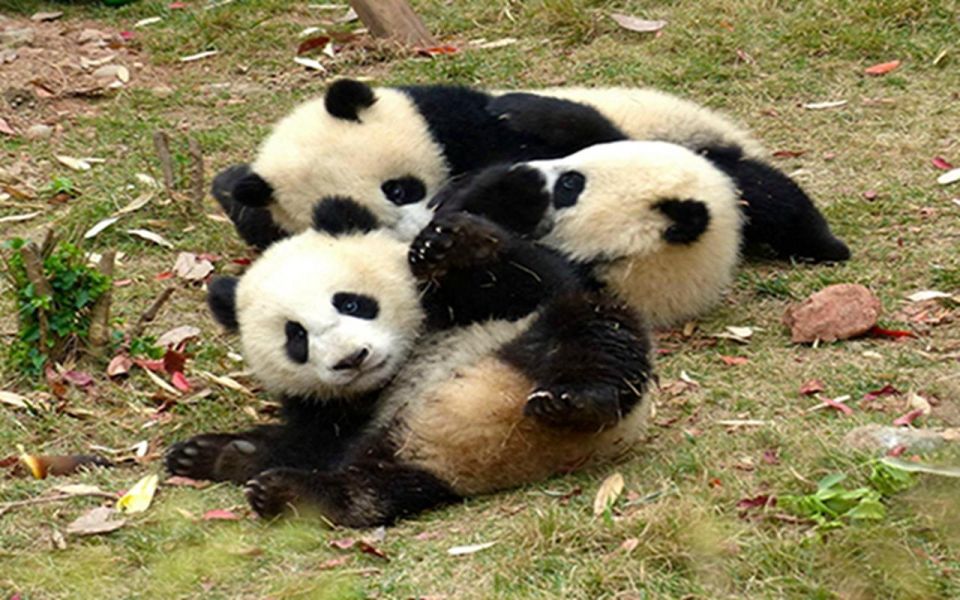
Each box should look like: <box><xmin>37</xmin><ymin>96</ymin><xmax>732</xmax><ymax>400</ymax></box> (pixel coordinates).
<box><xmin>593</xmin><ymin>472</ymin><xmax>625</xmax><ymax>516</ymax></box>
<box><xmin>116</xmin><ymin>474</ymin><xmax>159</xmax><ymax>514</ymax></box>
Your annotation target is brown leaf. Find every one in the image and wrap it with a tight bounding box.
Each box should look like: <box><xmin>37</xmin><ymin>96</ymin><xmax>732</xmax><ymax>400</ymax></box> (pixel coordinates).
<box><xmin>163</xmin><ymin>349</ymin><xmax>187</xmax><ymax>375</ymax></box>
<box><xmin>863</xmin><ymin>384</ymin><xmax>900</xmax><ymax>402</ymax></box>
<box><xmin>772</xmin><ymin>150</ymin><xmax>805</xmax><ymax>158</ymax></box>
<box><xmin>0</xmin><ymin>117</ymin><xmax>17</xmax><ymax>137</ymax></box>
<box><xmin>864</xmin><ymin>60</ymin><xmax>901</xmax><ymax>76</ymax></box>
<box><xmin>66</xmin><ymin>506</ymin><xmax>126</xmax><ymax>536</ymax></box>
<box><xmin>593</xmin><ymin>472</ymin><xmax>625</xmax><ymax>516</ymax></box>
<box><xmin>165</xmin><ymin>475</ymin><xmax>209</xmax><ymax>488</ymax></box>
<box><xmin>619</xmin><ymin>537</ymin><xmax>640</xmax><ymax>553</ymax></box>
<box><xmin>202</xmin><ymin>509</ymin><xmax>241</xmax><ymax>521</ymax></box>
<box><xmin>719</xmin><ymin>355</ymin><xmax>749</xmax><ymax>366</ymax></box>
<box><xmin>172</xmin><ymin>253</ymin><xmax>214</xmax><ymax>281</ymax></box>
<box><xmin>330</xmin><ymin>538</ymin><xmax>356</xmax><ymax>550</ymax></box>
<box><xmin>610</xmin><ymin>13</ymin><xmax>667</xmax><ymax>33</ymax></box>
<box><xmin>61</xmin><ymin>370</ymin><xmax>95</xmax><ymax>388</ymax></box>
<box><xmin>318</xmin><ymin>556</ymin><xmax>351</xmax><ymax>570</ymax></box>
<box><xmin>156</xmin><ymin>325</ymin><xmax>201</xmax><ymax>349</ymax></box>
<box><xmin>106</xmin><ymin>355</ymin><xmax>133</xmax><ymax>378</ymax></box>
<box><xmin>416</xmin><ymin>45</ymin><xmax>459</xmax><ymax>57</ymax></box>
<box><xmin>31</xmin><ymin>11</ymin><xmax>63</xmax><ymax>21</ymax></box>
<box><xmin>799</xmin><ymin>379</ymin><xmax>825</xmax><ymax>396</ymax></box>
<box><xmin>822</xmin><ymin>397</ymin><xmax>854</xmax><ymax>416</ymax></box>
<box><xmin>297</xmin><ymin>35</ymin><xmax>331</xmax><ymax>55</ymax></box>
<box><xmin>893</xmin><ymin>408</ymin><xmax>924</xmax><ymax>426</ymax></box>
<box><xmin>356</xmin><ymin>540</ymin><xmax>389</xmax><ymax>561</ymax></box>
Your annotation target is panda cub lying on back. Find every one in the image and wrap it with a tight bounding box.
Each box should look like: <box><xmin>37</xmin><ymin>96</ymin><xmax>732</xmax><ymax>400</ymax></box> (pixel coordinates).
<box><xmin>167</xmin><ymin>199</ymin><xmax>653</xmax><ymax>527</ymax></box>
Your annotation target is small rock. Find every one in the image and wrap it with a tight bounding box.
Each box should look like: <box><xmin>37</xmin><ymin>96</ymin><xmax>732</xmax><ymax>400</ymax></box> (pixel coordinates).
<box><xmin>151</xmin><ymin>85</ymin><xmax>174</xmax><ymax>98</ymax></box>
<box><xmin>0</xmin><ymin>27</ymin><xmax>35</xmax><ymax>47</ymax></box>
<box><xmin>783</xmin><ymin>283</ymin><xmax>881</xmax><ymax>343</ymax></box>
<box><xmin>0</xmin><ymin>48</ymin><xmax>17</xmax><ymax>63</ymax></box>
<box><xmin>844</xmin><ymin>424</ymin><xmax>960</xmax><ymax>455</ymax></box>
<box><xmin>31</xmin><ymin>11</ymin><xmax>63</xmax><ymax>22</ymax></box>
<box><xmin>77</xmin><ymin>29</ymin><xmax>105</xmax><ymax>44</ymax></box>
<box><xmin>24</xmin><ymin>124</ymin><xmax>52</xmax><ymax>140</ymax></box>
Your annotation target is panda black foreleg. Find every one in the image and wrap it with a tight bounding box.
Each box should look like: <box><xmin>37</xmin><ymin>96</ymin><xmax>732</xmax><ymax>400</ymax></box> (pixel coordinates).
<box><xmin>245</xmin><ymin>461</ymin><xmax>460</xmax><ymax>527</ymax></box>
<box><xmin>211</xmin><ymin>164</ymin><xmax>289</xmax><ymax>250</ymax></box>
<box><xmin>501</xmin><ymin>293</ymin><xmax>653</xmax><ymax>431</ymax></box>
<box><xmin>165</xmin><ymin>425</ymin><xmax>289</xmax><ymax>484</ymax></box>
<box><xmin>411</xmin><ymin>211</ymin><xmax>585</xmax><ymax>327</ymax></box>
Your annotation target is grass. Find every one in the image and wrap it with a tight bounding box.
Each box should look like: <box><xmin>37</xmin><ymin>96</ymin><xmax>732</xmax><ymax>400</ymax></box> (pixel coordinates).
<box><xmin>2</xmin><ymin>0</ymin><xmax>960</xmax><ymax>597</ymax></box>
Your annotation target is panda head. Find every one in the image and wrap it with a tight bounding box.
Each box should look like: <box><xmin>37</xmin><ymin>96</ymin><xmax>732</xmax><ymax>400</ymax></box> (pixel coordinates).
<box><xmin>217</xmin><ymin>79</ymin><xmax>449</xmax><ymax>240</ymax></box>
<box><xmin>437</xmin><ymin>140</ymin><xmax>741</xmax><ymax>263</ymax></box>
<box><xmin>207</xmin><ymin>203</ymin><xmax>424</xmax><ymax>400</ymax></box>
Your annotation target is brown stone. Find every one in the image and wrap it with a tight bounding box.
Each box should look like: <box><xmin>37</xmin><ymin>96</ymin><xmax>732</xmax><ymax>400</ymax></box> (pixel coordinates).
<box><xmin>782</xmin><ymin>283</ymin><xmax>881</xmax><ymax>343</ymax></box>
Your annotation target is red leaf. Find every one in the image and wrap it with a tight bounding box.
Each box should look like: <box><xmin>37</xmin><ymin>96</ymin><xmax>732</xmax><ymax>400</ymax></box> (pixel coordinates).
<box><xmin>114</xmin><ymin>278</ymin><xmax>133</xmax><ymax>287</ymax></box>
<box><xmin>719</xmin><ymin>355</ymin><xmax>749</xmax><ymax>366</ymax></box>
<box><xmin>165</xmin><ymin>475</ymin><xmax>208</xmax><ymax>488</ymax></box>
<box><xmin>202</xmin><ymin>509</ymin><xmax>240</xmax><ymax>521</ymax></box>
<box><xmin>196</xmin><ymin>253</ymin><xmax>220</xmax><ymax>262</ymax></box>
<box><xmin>133</xmin><ymin>358</ymin><xmax>165</xmax><ymax>372</ymax></box>
<box><xmin>416</xmin><ymin>45</ymin><xmax>459</xmax><ymax>58</ymax></box>
<box><xmin>171</xmin><ymin>371</ymin><xmax>191</xmax><ymax>392</ymax></box>
<box><xmin>932</xmin><ymin>156</ymin><xmax>954</xmax><ymax>170</ymax></box>
<box><xmin>163</xmin><ymin>349</ymin><xmax>187</xmax><ymax>375</ymax></box>
<box><xmin>737</xmin><ymin>494</ymin><xmax>776</xmax><ymax>511</ymax></box>
<box><xmin>864</xmin><ymin>60</ymin><xmax>901</xmax><ymax>76</ymax></box>
<box><xmin>869</xmin><ymin>326</ymin><xmax>915</xmax><ymax>339</ymax></box>
<box><xmin>863</xmin><ymin>383</ymin><xmax>900</xmax><ymax>402</ymax></box>
<box><xmin>863</xmin><ymin>189</ymin><xmax>879</xmax><ymax>200</ymax></box>
<box><xmin>822</xmin><ymin>397</ymin><xmax>854</xmax><ymax>416</ymax></box>
<box><xmin>330</xmin><ymin>538</ymin><xmax>356</xmax><ymax>550</ymax></box>
<box><xmin>708</xmin><ymin>477</ymin><xmax>722</xmax><ymax>488</ymax></box>
<box><xmin>0</xmin><ymin>117</ymin><xmax>17</xmax><ymax>137</ymax></box>
<box><xmin>155</xmin><ymin>271</ymin><xmax>174</xmax><ymax>281</ymax></box>
<box><xmin>62</xmin><ymin>370</ymin><xmax>95</xmax><ymax>388</ymax></box>
<box><xmin>887</xmin><ymin>445</ymin><xmax>907</xmax><ymax>457</ymax></box>
<box><xmin>169</xmin><ymin>1</ymin><xmax>187</xmax><ymax>8</ymax></box>
<box><xmin>799</xmin><ymin>379</ymin><xmax>825</xmax><ymax>396</ymax></box>
<box><xmin>772</xmin><ymin>150</ymin><xmax>805</xmax><ymax>158</ymax></box>
<box><xmin>318</xmin><ymin>556</ymin><xmax>351</xmax><ymax>570</ymax></box>
<box><xmin>762</xmin><ymin>449</ymin><xmax>780</xmax><ymax>465</ymax></box>
<box><xmin>356</xmin><ymin>540</ymin><xmax>389</xmax><ymax>561</ymax></box>
<box><xmin>231</xmin><ymin>257</ymin><xmax>252</xmax><ymax>266</ymax></box>
<box><xmin>119</xmin><ymin>31</ymin><xmax>134</xmax><ymax>41</ymax></box>
<box><xmin>297</xmin><ymin>35</ymin><xmax>331</xmax><ymax>56</ymax></box>
<box><xmin>893</xmin><ymin>408</ymin><xmax>924</xmax><ymax>426</ymax></box>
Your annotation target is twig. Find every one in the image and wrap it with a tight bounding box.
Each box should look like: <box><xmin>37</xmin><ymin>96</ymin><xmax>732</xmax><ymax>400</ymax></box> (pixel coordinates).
<box><xmin>39</xmin><ymin>228</ymin><xmax>57</xmax><ymax>259</ymax></box>
<box><xmin>187</xmin><ymin>137</ymin><xmax>204</xmax><ymax>212</ymax></box>
<box><xmin>19</xmin><ymin>242</ymin><xmax>53</xmax><ymax>355</ymax></box>
<box><xmin>87</xmin><ymin>250</ymin><xmax>116</xmax><ymax>355</ymax></box>
<box><xmin>805</xmin><ymin>394</ymin><xmax>852</xmax><ymax>413</ymax></box>
<box><xmin>128</xmin><ymin>286</ymin><xmax>175</xmax><ymax>341</ymax></box>
<box><xmin>152</xmin><ymin>130</ymin><xmax>176</xmax><ymax>194</ymax></box>
<box><xmin>0</xmin><ymin>491</ymin><xmax>117</xmax><ymax>518</ymax></box>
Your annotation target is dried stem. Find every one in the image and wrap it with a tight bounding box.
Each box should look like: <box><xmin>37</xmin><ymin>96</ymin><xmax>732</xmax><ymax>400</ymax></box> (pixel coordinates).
<box><xmin>152</xmin><ymin>130</ymin><xmax>176</xmax><ymax>194</ymax></box>
<box><xmin>87</xmin><ymin>250</ymin><xmax>116</xmax><ymax>355</ymax></box>
<box><xmin>19</xmin><ymin>242</ymin><xmax>53</xmax><ymax>355</ymax></box>
<box><xmin>187</xmin><ymin>136</ymin><xmax>204</xmax><ymax>212</ymax></box>
<box><xmin>128</xmin><ymin>286</ymin><xmax>175</xmax><ymax>341</ymax></box>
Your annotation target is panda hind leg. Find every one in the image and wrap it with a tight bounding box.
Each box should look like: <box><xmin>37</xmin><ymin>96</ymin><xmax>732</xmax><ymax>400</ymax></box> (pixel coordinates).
<box><xmin>245</xmin><ymin>461</ymin><xmax>461</xmax><ymax>527</ymax></box>
<box><xmin>502</xmin><ymin>293</ymin><xmax>654</xmax><ymax>431</ymax></box>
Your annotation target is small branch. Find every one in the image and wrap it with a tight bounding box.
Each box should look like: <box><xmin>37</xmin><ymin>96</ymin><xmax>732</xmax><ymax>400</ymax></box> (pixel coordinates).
<box><xmin>187</xmin><ymin>136</ymin><xmax>204</xmax><ymax>212</ymax></box>
<box><xmin>152</xmin><ymin>130</ymin><xmax>176</xmax><ymax>194</ymax></box>
<box><xmin>128</xmin><ymin>286</ymin><xmax>175</xmax><ymax>341</ymax></box>
<box><xmin>0</xmin><ymin>491</ymin><xmax>118</xmax><ymax>518</ymax></box>
<box><xmin>19</xmin><ymin>242</ymin><xmax>53</xmax><ymax>355</ymax></box>
<box><xmin>87</xmin><ymin>250</ymin><xmax>116</xmax><ymax>355</ymax></box>
<box><xmin>39</xmin><ymin>229</ymin><xmax>57</xmax><ymax>259</ymax></box>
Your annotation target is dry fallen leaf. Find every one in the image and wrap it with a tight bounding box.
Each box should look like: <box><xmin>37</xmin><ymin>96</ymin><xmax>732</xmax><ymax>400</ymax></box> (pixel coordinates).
<box><xmin>127</xmin><ymin>229</ymin><xmax>174</xmax><ymax>248</ymax></box>
<box><xmin>156</xmin><ymin>325</ymin><xmax>201</xmax><ymax>349</ymax></box>
<box><xmin>906</xmin><ymin>290</ymin><xmax>953</xmax><ymax>302</ymax></box>
<box><xmin>473</xmin><ymin>37</ymin><xmax>518</xmax><ymax>50</ymax></box>
<box><xmin>0</xmin><ymin>212</ymin><xmax>41</xmax><ymax>224</ymax></box>
<box><xmin>55</xmin><ymin>155</ymin><xmax>92</xmax><ymax>171</ymax></box>
<box><xmin>932</xmin><ymin>156</ymin><xmax>954</xmax><ymax>170</ymax></box>
<box><xmin>84</xmin><ymin>216</ymin><xmax>119</xmax><ymax>239</ymax></box>
<box><xmin>803</xmin><ymin>100</ymin><xmax>848</xmax><ymax>110</ymax></box>
<box><xmin>172</xmin><ymin>252</ymin><xmax>214</xmax><ymax>281</ymax></box>
<box><xmin>864</xmin><ymin>60</ymin><xmax>901</xmax><ymax>76</ymax></box>
<box><xmin>106</xmin><ymin>355</ymin><xmax>133</xmax><ymax>378</ymax></box>
<box><xmin>447</xmin><ymin>541</ymin><xmax>497</xmax><ymax>556</ymax></box>
<box><xmin>116</xmin><ymin>474</ymin><xmax>159</xmax><ymax>513</ymax></box>
<box><xmin>31</xmin><ymin>11</ymin><xmax>63</xmax><ymax>21</ymax></box>
<box><xmin>937</xmin><ymin>168</ymin><xmax>960</xmax><ymax>186</ymax></box>
<box><xmin>720</xmin><ymin>355</ymin><xmax>749</xmax><ymax>366</ymax></box>
<box><xmin>66</xmin><ymin>506</ymin><xmax>126</xmax><ymax>536</ymax></box>
<box><xmin>180</xmin><ymin>50</ymin><xmax>219</xmax><ymax>62</ymax></box>
<box><xmin>293</xmin><ymin>56</ymin><xmax>326</xmax><ymax>71</ymax></box>
<box><xmin>610</xmin><ymin>13</ymin><xmax>667</xmax><ymax>33</ymax></box>
<box><xmin>114</xmin><ymin>192</ymin><xmax>153</xmax><ymax>216</ymax></box>
<box><xmin>202</xmin><ymin>509</ymin><xmax>241</xmax><ymax>521</ymax></box>
<box><xmin>799</xmin><ymin>379</ymin><xmax>825</xmax><ymax>396</ymax></box>
<box><xmin>0</xmin><ymin>117</ymin><xmax>17</xmax><ymax>136</ymax></box>
<box><xmin>0</xmin><ymin>391</ymin><xmax>31</xmax><ymax>409</ymax></box>
<box><xmin>53</xmin><ymin>484</ymin><xmax>110</xmax><ymax>496</ymax></box>
<box><xmin>593</xmin><ymin>472</ymin><xmax>625</xmax><ymax>516</ymax></box>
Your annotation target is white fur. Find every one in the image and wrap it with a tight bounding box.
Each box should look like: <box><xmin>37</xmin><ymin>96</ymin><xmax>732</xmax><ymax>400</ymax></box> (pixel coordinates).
<box><xmin>235</xmin><ymin>230</ymin><xmax>424</xmax><ymax>399</ymax></box>
<box><xmin>527</xmin><ymin>141</ymin><xmax>743</xmax><ymax>327</ymax></box>
<box><xmin>252</xmin><ymin>88</ymin><xmax>448</xmax><ymax>235</ymax></box>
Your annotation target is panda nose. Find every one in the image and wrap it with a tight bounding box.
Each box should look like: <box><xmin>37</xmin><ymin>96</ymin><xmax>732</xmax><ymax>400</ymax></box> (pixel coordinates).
<box><xmin>333</xmin><ymin>348</ymin><xmax>369</xmax><ymax>371</ymax></box>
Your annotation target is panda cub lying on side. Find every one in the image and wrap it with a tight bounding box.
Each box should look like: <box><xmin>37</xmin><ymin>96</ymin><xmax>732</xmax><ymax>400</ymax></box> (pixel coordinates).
<box><xmin>167</xmin><ymin>199</ymin><xmax>653</xmax><ymax>527</ymax></box>
<box><xmin>213</xmin><ymin>79</ymin><xmax>850</xmax><ymax>264</ymax></box>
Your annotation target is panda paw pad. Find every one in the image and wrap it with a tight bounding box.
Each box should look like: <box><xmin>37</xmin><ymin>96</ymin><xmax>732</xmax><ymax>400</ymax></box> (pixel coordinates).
<box><xmin>165</xmin><ymin>434</ymin><xmax>259</xmax><ymax>483</ymax></box>
<box><xmin>410</xmin><ymin>213</ymin><xmax>503</xmax><ymax>278</ymax></box>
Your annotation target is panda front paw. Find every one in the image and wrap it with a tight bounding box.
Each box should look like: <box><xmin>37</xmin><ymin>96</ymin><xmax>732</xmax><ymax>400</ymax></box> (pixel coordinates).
<box><xmin>245</xmin><ymin>468</ymin><xmax>308</xmax><ymax>518</ymax></box>
<box><xmin>409</xmin><ymin>212</ymin><xmax>505</xmax><ymax>279</ymax></box>
<box><xmin>524</xmin><ymin>384</ymin><xmax>623</xmax><ymax>431</ymax></box>
<box><xmin>165</xmin><ymin>433</ymin><xmax>261</xmax><ymax>483</ymax></box>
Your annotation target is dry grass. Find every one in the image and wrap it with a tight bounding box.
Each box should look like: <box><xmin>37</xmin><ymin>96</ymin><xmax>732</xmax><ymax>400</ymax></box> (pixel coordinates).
<box><xmin>1</xmin><ymin>0</ymin><xmax>959</xmax><ymax>598</ymax></box>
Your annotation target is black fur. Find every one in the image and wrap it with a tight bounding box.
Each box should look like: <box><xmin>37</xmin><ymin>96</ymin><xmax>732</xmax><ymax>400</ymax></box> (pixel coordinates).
<box><xmin>699</xmin><ymin>146</ymin><xmax>851</xmax><ymax>262</ymax></box>
<box><xmin>165</xmin><ymin>393</ymin><xmax>379</xmax><ymax>484</ymax></box>
<box><xmin>487</xmin><ymin>92</ymin><xmax>627</xmax><ymax>153</ymax></box>
<box><xmin>312</xmin><ymin>196</ymin><xmax>379</xmax><ymax>236</ymax></box>
<box><xmin>410</xmin><ymin>212</ymin><xmax>586</xmax><ymax>327</ymax></box>
<box><xmin>207</xmin><ymin>276</ymin><xmax>239</xmax><ymax>331</ymax></box>
<box><xmin>284</xmin><ymin>321</ymin><xmax>308</xmax><ymax>364</ymax></box>
<box><xmin>232</xmin><ymin>172</ymin><xmax>275</xmax><ymax>208</ymax></box>
<box><xmin>382</xmin><ymin>176</ymin><xmax>427</xmax><ymax>206</ymax></box>
<box><xmin>501</xmin><ymin>294</ymin><xmax>651</xmax><ymax>431</ymax></box>
<box><xmin>211</xmin><ymin>164</ymin><xmax>288</xmax><ymax>249</ymax></box>
<box><xmin>431</xmin><ymin>164</ymin><xmax>550</xmax><ymax>236</ymax></box>
<box><xmin>325</xmin><ymin>79</ymin><xmax>377</xmax><ymax>122</ymax></box>
<box><xmin>655</xmin><ymin>199</ymin><xmax>711</xmax><ymax>245</ymax></box>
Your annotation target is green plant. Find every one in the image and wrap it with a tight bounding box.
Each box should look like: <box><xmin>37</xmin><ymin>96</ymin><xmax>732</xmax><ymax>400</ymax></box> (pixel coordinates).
<box><xmin>41</xmin><ymin>175</ymin><xmax>78</xmax><ymax>198</ymax></box>
<box><xmin>2</xmin><ymin>238</ymin><xmax>111</xmax><ymax>377</ymax></box>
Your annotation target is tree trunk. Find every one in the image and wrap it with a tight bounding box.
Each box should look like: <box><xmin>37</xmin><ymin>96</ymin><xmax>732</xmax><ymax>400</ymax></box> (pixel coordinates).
<box><xmin>348</xmin><ymin>0</ymin><xmax>436</xmax><ymax>47</ymax></box>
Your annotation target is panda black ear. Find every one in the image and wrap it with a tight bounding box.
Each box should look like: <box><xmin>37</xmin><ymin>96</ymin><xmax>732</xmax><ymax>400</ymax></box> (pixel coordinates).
<box><xmin>312</xmin><ymin>196</ymin><xmax>379</xmax><ymax>236</ymax></box>
<box><xmin>655</xmin><ymin>199</ymin><xmax>711</xmax><ymax>245</ymax></box>
<box><xmin>697</xmin><ymin>144</ymin><xmax>744</xmax><ymax>174</ymax></box>
<box><xmin>208</xmin><ymin>276</ymin><xmax>240</xmax><ymax>331</ymax></box>
<box><xmin>325</xmin><ymin>79</ymin><xmax>377</xmax><ymax>122</ymax></box>
<box><xmin>232</xmin><ymin>172</ymin><xmax>275</xmax><ymax>208</ymax></box>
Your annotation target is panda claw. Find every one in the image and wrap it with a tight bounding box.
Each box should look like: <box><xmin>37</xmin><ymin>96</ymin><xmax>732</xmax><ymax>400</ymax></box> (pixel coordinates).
<box><xmin>181</xmin><ymin>446</ymin><xmax>199</xmax><ymax>457</ymax></box>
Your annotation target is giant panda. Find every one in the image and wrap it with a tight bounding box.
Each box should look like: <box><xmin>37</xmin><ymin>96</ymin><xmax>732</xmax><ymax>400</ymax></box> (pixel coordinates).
<box><xmin>166</xmin><ymin>199</ymin><xmax>653</xmax><ymax>527</ymax></box>
<box><xmin>212</xmin><ymin>79</ymin><xmax>849</xmax><ymax>263</ymax></box>
<box><xmin>430</xmin><ymin>140</ymin><xmax>746</xmax><ymax>327</ymax></box>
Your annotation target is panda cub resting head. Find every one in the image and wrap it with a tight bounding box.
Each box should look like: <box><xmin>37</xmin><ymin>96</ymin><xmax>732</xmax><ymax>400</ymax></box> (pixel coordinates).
<box><xmin>167</xmin><ymin>199</ymin><xmax>653</xmax><ymax>527</ymax></box>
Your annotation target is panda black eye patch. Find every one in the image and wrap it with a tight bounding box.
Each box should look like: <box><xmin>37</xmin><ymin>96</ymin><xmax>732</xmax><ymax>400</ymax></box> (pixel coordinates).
<box><xmin>333</xmin><ymin>292</ymin><xmax>379</xmax><ymax>320</ymax></box>
<box><xmin>284</xmin><ymin>321</ymin><xmax>309</xmax><ymax>364</ymax></box>
<box><xmin>654</xmin><ymin>198</ymin><xmax>711</xmax><ymax>245</ymax></box>
<box><xmin>553</xmin><ymin>171</ymin><xmax>586</xmax><ymax>208</ymax></box>
<box><xmin>381</xmin><ymin>177</ymin><xmax>427</xmax><ymax>206</ymax></box>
